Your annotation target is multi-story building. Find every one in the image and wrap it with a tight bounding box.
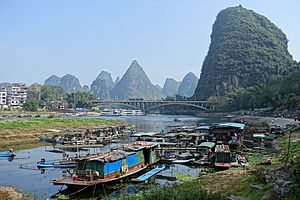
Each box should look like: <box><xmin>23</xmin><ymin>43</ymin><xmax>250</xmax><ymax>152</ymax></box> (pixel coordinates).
<box><xmin>0</xmin><ymin>87</ymin><xmax>7</xmax><ymax>107</ymax></box>
<box><xmin>6</xmin><ymin>83</ymin><xmax>28</xmax><ymax>108</ymax></box>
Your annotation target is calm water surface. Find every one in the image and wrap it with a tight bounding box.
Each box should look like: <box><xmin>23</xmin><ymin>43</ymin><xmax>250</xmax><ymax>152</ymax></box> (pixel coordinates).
<box><xmin>0</xmin><ymin>114</ymin><xmax>223</xmax><ymax>199</ymax></box>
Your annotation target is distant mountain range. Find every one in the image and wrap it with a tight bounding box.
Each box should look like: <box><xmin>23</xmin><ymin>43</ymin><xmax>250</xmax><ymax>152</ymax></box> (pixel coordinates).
<box><xmin>43</xmin><ymin>61</ymin><xmax>198</xmax><ymax>100</ymax></box>
<box><xmin>162</xmin><ymin>78</ymin><xmax>180</xmax><ymax>97</ymax></box>
<box><xmin>44</xmin><ymin>74</ymin><xmax>83</xmax><ymax>93</ymax></box>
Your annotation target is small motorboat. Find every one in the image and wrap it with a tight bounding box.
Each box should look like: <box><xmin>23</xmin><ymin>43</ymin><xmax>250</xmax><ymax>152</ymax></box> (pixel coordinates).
<box><xmin>37</xmin><ymin>158</ymin><xmax>77</xmax><ymax>169</ymax></box>
<box><xmin>0</xmin><ymin>149</ymin><xmax>16</xmax><ymax>157</ymax></box>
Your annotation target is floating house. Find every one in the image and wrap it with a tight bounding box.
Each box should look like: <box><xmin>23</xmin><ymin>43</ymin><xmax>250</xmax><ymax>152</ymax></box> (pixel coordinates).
<box><xmin>210</xmin><ymin>123</ymin><xmax>245</xmax><ymax>148</ymax></box>
<box><xmin>52</xmin><ymin>142</ymin><xmax>159</xmax><ymax>187</ymax></box>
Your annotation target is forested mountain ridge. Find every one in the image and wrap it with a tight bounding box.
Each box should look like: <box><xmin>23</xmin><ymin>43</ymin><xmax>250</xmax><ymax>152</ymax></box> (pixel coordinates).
<box><xmin>90</xmin><ymin>71</ymin><xmax>114</xmax><ymax>100</ymax></box>
<box><xmin>110</xmin><ymin>60</ymin><xmax>162</xmax><ymax>100</ymax></box>
<box><xmin>194</xmin><ymin>5</ymin><xmax>295</xmax><ymax>100</ymax></box>
<box><xmin>44</xmin><ymin>74</ymin><xmax>82</xmax><ymax>93</ymax></box>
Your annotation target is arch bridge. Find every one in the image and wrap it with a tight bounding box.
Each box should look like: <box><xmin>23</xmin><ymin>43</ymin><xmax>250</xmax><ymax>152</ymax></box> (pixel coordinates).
<box><xmin>90</xmin><ymin>100</ymin><xmax>214</xmax><ymax>112</ymax></box>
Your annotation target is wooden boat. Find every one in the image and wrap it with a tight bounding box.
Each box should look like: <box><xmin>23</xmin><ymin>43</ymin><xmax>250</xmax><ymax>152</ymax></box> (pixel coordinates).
<box><xmin>52</xmin><ymin>142</ymin><xmax>159</xmax><ymax>187</ymax></box>
<box><xmin>0</xmin><ymin>150</ymin><xmax>16</xmax><ymax>157</ymax></box>
<box><xmin>193</xmin><ymin>142</ymin><xmax>215</xmax><ymax>166</ymax></box>
<box><xmin>132</xmin><ymin>165</ymin><xmax>165</xmax><ymax>182</ymax></box>
<box><xmin>39</xmin><ymin>136</ymin><xmax>64</xmax><ymax>144</ymax></box>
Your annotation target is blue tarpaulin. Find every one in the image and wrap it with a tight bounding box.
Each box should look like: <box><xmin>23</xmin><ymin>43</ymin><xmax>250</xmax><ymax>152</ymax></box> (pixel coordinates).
<box><xmin>104</xmin><ymin>160</ymin><xmax>122</xmax><ymax>175</ymax></box>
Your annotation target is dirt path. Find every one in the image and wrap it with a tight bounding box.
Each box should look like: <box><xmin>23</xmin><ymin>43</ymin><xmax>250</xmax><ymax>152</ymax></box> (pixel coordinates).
<box><xmin>242</xmin><ymin>115</ymin><xmax>300</xmax><ymax>127</ymax></box>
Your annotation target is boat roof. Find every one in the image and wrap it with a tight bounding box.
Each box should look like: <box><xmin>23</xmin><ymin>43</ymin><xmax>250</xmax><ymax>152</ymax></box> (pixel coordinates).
<box><xmin>119</xmin><ymin>141</ymin><xmax>158</xmax><ymax>151</ymax></box>
<box><xmin>81</xmin><ymin>151</ymin><xmax>128</xmax><ymax>162</ymax></box>
<box><xmin>195</xmin><ymin>126</ymin><xmax>210</xmax><ymax>130</ymax></box>
<box><xmin>218</xmin><ymin>122</ymin><xmax>245</xmax><ymax>129</ymax></box>
<box><xmin>131</xmin><ymin>132</ymin><xmax>158</xmax><ymax>137</ymax></box>
<box><xmin>198</xmin><ymin>142</ymin><xmax>216</xmax><ymax>149</ymax></box>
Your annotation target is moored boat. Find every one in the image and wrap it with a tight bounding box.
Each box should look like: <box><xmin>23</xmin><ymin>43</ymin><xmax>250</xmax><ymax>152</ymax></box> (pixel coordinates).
<box><xmin>0</xmin><ymin>149</ymin><xmax>16</xmax><ymax>157</ymax></box>
<box><xmin>37</xmin><ymin>158</ymin><xmax>77</xmax><ymax>169</ymax></box>
<box><xmin>52</xmin><ymin>142</ymin><xmax>159</xmax><ymax>187</ymax></box>
<box><xmin>39</xmin><ymin>136</ymin><xmax>64</xmax><ymax>144</ymax></box>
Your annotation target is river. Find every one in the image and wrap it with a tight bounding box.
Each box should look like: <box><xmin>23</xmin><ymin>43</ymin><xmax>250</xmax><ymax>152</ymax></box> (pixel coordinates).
<box><xmin>0</xmin><ymin>114</ymin><xmax>223</xmax><ymax>199</ymax></box>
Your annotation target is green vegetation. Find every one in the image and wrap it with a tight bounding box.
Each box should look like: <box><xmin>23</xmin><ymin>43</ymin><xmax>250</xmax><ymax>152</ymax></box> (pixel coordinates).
<box><xmin>194</xmin><ymin>6</ymin><xmax>297</xmax><ymax>100</ymax></box>
<box><xmin>41</xmin><ymin>85</ymin><xmax>64</xmax><ymax>101</ymax></box>
<box><xmin>212</xmin><ymin>68</ymin><xmax>300</xmax><ymax>113</ymax></box>
<box><xmin>65</xmin><ymin>92</ymin><xmax>95</xmax><ymax>109</ymax></box>
<box><xmin>110</xmin><ymin>181</ymin><xmax>225</xmax><ymax>200</ymax></box>
<box><xmin>23</xmin><ymin>98</ymin><xmax>42</xmax><ymax>112</ymax></box>
<box><xmin>0</xmin><ymin>118</ymin><xmax>117</xmax><ymax>130</ymax></box>
<box><xmin>175</xmin><ymin>173</ymin><xmax>197</xmax><ymax>182</ymax></box>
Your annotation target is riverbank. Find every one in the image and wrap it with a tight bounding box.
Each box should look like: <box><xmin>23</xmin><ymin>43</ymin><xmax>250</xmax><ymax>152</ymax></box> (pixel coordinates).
<box><xmin>0</xmin><ymin>118</ymin><xmax>126</xmax><ymax>151</ymax></box>
<box><xmin>0</xmin><ymin>186</ymin><xmax>23</xmax><ymax>200</ymax></box>
<box><xmin>0</xmin><ymin>109</ymin><xmax>101</xmax><ymax>119</ymax></box>
<box><xmin>111</xmin><ymin>117</ymin><xmax>300</xmax><ymax>200</ymax></box>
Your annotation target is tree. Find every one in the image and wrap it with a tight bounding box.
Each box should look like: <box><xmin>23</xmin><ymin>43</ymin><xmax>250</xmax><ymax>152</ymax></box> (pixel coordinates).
<box><xmin>41</xmin><ymin>86</ymin><xmax>64</xmax><ymax>101</ymax></box>
<box><xmin>225</xmin><ymin>88</ymin><xmax>247</xmax><ymax>110</ymax></box>
<box><xmin>23</xmin><ymin>98</ymin><xmax>41</xmax><ymax>111</ymax></box>
<box><xmin>65</xmin><ymin>92</ymin><xmax>95</xmax><ymax>109</ymax></box>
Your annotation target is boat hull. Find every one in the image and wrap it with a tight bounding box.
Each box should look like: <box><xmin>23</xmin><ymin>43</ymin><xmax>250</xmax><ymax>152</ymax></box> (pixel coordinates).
<box><xmin>37</xmin><ymin>162</ymin><xmax>77</xmax><ymax>169</ymax></box>
<box><xmin>0</xmin><ymin>153</ymin><xmax>15</xmax><ymax>157</ymax></box>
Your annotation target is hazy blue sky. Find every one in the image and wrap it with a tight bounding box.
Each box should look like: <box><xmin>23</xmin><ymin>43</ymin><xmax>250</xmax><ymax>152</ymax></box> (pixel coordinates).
<box><xmin>1</xmin><ymin>0</ymin><xmax>299</xmax><ymax>87</ymax></box>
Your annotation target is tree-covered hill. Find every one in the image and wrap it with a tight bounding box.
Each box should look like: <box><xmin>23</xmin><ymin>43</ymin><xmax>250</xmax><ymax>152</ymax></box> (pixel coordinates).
<box><xmin>194</xmin><ymin>5</ymin><xmax>296</xmax><ymax>100</ymax></box>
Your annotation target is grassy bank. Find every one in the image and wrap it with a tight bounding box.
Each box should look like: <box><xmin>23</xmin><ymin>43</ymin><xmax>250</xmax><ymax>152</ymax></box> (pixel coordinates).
<box><xmin>0</xmin><ymin>109</ymin><xmax>55</xmax><ymax>116</ymax></box>
<box><xmin>0</xmin><ymin>118</ymin><xmax>124</xmax><ymax>151</ymax></box>
<box><xmin>110</xmin><ymin>181</ymin><xmax>225</xmax><ymax>200</ymax></box>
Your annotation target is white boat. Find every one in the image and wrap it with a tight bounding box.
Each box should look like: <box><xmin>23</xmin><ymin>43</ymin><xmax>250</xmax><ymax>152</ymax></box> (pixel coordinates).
<box><xmin>100</xmin><ymin>109</ymin><xmax>113</xmax><ymax>116</ymax></box>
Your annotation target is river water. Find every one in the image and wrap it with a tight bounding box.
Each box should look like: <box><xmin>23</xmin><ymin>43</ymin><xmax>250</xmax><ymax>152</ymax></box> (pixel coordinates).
<box><xmin>0</xmin><ymin>114</ymin><xmax>223</xmax><ymax>199</ymax></box>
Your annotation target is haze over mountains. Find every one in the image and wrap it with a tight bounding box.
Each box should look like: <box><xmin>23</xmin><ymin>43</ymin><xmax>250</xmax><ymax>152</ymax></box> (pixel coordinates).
<box><xmin>44</xmin><ymin>60</ymin><xmax>197</xmax><ymax>100</ymax></box>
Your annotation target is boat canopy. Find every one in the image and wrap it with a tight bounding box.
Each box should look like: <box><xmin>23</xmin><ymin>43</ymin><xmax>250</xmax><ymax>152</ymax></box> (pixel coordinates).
<box><xmin>218</xmin><ymin>122</ymin><xmax>245</xmax><ymax>130</ymax></box>
<box><xmin>195</xmin><ymin>126</ymin><xmax>210</xmax><ymax>130</ymax></box>
<box><xmin>198</xmin><ymin>142</ymin><xmax>216</xmax><ymax>149</ymax></box>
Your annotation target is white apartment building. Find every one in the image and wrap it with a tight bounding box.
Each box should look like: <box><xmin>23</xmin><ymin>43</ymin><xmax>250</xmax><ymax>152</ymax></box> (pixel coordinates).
<box><xmin>6</xmin><ymin>83</ymin><xmax>28</xmax><ymax>108</ymax></box>
<box><xmin>0</xmin><ymin>87</ymin><xmax>7</xmax><ymax>107</ymax></box>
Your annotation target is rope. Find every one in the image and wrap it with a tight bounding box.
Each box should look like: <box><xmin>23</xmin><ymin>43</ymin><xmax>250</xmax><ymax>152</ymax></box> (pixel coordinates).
<box><xmin>66</xmin><ymin>185</ymin><xmax>90</xmax><ymax>197</ymax></box>
<box><xmin>92</xmin><ymin>184</ymin><xmax>97</xmax><ymax>197</ymax></box>
<box><xmin>102</xmin><ymin>182</ymin><xmax>107</xmax><ymax>199</ymax></box>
